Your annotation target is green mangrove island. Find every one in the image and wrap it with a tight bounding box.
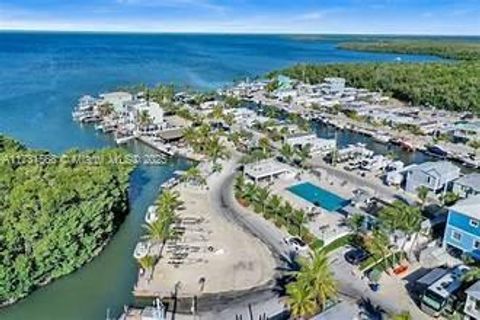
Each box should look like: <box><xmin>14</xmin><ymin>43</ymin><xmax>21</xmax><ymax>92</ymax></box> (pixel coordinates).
<box><xmin>275</xmin><ymin>40</ymin><xmax>480</xmax><ymax>113</ymax></box>
<box><xmin>0</xmin><ymin>136</ymin><xmax>134</xmax><ymax>305</ymax></box>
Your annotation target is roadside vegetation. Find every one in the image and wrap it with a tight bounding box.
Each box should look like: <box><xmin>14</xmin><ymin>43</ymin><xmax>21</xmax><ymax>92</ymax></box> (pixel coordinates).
<box><xmin>273</xmin><ymin>40</ymin><xmax>480</xmax><ymax>113</ymax></box>
<box><xmin>286</xmin><ymin>250</ymin><xmax>337</xmax><ymax>319</ymax></box>
<box><xmin>0</xmin><ymin>136</ymin><xmax>134</xmax><ymax>304</ymax></box>
<box><xmin>234</xmin><ymin>175</ymin><xmax>323</xmax><ymax>250</ymax></box>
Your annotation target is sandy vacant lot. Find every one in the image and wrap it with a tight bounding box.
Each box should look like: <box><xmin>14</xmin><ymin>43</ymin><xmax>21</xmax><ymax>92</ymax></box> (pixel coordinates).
<box><xmin>134</xmin><ymin>183</ymin><xmax>275</xmax><ymax>298</ymax></box>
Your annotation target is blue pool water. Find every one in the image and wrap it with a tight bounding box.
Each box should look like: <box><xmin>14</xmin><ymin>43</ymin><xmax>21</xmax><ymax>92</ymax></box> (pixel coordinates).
<box><xmin>287</xmin><ymin>182</ymin><xmax>350</xmax><ymax>212</ymax></box>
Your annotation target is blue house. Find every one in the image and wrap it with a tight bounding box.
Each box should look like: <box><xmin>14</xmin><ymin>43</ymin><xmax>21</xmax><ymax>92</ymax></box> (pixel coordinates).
<box><xmin>443</xmin><ymin>195</ymin><xmax>480</xmax><ymax>260</ymax></box>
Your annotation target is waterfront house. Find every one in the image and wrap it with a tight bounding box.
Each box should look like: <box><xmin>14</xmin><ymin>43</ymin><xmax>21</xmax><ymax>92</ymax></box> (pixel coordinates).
<box><xmin>99</xmin><ymin>91</ymin><xmax>133</xmax><ymax>113</ymax></box>
<box><xmin>404</xmin><ymin>161</ymin><xmax>460</xmax><ymax>194</ymax></box>
<box><xmin>452</xmin><ymin>173</ymin><xmax>480</xmax><ymax>199</ymax></box>
<box><xmin>283</xmin><ymin>133</ymin><xmax>336</xmax><ymax>156</ymax></box>
<box><xmin>443</xmin><ymin>195</ymin><xmax>480</xmax><ymax>260</ymax></box>
<box><xmin>243</xmin><ymin>158</ymin><xmax>296</xmax><ymax>182</ymax></box>
<box><xmin>465</xmin><ymin>281</ymin><xmax>480</xmax><ymax>319</ymax></box>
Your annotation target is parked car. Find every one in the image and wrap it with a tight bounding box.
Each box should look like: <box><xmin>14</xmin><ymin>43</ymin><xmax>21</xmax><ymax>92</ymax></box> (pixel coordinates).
<box><xmin>284</xmin><ymin>236</ymin><xmax>308</xmax><ymax>252</ymax></box>
<box><xmin>344</xmin><ymin>247</ymin><xmax>369</xmax><ymax>265</ymax></box>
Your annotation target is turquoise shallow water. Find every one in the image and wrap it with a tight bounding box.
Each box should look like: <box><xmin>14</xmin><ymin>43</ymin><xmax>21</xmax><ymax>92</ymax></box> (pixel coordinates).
<box><xmin>0</xmin><ymin>32</ymin><xmax>441</xmax><ymax>320</ymax></box>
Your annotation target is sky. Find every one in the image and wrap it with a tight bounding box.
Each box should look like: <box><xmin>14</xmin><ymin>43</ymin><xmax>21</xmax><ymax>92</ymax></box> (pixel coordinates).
<box><xmin>0</xmin><ymin>0</ymin><xmax>478</xmax><ymax>35</ymax></box>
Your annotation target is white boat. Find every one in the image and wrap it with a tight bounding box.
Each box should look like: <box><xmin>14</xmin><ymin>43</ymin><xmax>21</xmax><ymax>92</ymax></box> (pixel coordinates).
<box><xmin>145</xmin><ymin>206</ymin><xmax>158</xmax><ymax>224</ymax></box>
<box><xmin>373</xmin><ymin>132</ymin><xmax>391</xmax><ymax>144</ymax></box>
<box><xmin>133</xmin><ymin>241</ymin><xmax>150</xmax><ymax>260</ymax></box>
<box><xmin>115</xmin><ymin>135</ymin><xmax>135</xmax><ymax>145</ymax></box>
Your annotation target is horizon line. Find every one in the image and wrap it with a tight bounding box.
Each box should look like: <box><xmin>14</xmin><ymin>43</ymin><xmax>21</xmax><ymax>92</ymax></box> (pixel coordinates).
<box><xmin>0</xmin><ymin>29</ymin><xmax>479</xmax><ymax>37</ymax></box>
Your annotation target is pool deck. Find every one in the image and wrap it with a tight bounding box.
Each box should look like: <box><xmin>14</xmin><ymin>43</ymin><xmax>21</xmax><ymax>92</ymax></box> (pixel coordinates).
<box><xmin>266</xmin><ymin>171</ymin><xmax>353</xmax><ymax>244</ymax></box>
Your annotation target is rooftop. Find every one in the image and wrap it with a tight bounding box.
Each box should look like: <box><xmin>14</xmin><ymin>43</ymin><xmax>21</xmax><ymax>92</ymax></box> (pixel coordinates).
<box><xmin>454</xmin><ymin>173</ymin><xmax>480</xmax><ymax>191</ymax></box>
<box><xmin>411</xmin><ymin>161</ymin><xmax>460</xmax><ymax>174</ymax></box>
<box><xmin>450</xmin><ymin>195</ymin><xmax>480</xmax><ymax>219</ymax></box>
<box><xmin>244</xmin><ymin>158</ymin><xmax>294</xmax><ymax>180</ymax></box>
<box><xmin>466</xmin><ymin>281</ymin><xmax>480</xmax><ymax>300</ymax></box>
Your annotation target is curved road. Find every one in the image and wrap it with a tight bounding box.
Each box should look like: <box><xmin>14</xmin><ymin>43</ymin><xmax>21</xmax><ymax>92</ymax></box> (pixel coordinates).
<box><xmin>172</xmin><ymin>157</ymin><xmax>291</xmax><ymax>319</ymax></box>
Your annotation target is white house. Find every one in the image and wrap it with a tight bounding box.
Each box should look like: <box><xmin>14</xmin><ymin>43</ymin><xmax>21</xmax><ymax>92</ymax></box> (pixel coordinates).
<box><xmin>99</xmin><ymin>91</ymin><xmax>133</xmax><ymax>113</ymax></box>
<box><xmin>283</xmin><ymin>133</ymin><xmax>336</xmax><ymax>155</ymax></box>
<box><xmin>404</xmin><ymin>161</ymin><xmax>461</xmax><ymax>194</ymax></box>
<box><xmin>243</xmin><ymin>158</ymin><xmax>296</xmax><ymax>182</ymax></box>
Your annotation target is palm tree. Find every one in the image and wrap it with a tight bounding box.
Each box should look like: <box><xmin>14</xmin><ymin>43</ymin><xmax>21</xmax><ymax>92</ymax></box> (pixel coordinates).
<box><xmin>347</xmin><ymin>213</ymin><xmax>365</xmax><ymax>235</ymax></box>
<box><xmin>391</xmin><ymin>311</ymin><xmax>412</xmax><ymax>320</ymax></box>
<box><xmin>241</xmin><ymin>183</ymin><xmax>259</xmax><ymax>204</ymax></box>
<box><xmin>364</xmin><ymin>229</ymin><xmax>392</xmax><ymax>270</ymax></box>
<box><xmin>156</xmin><ymin>190</ymin><xmax>183</xmax><ymax>212</ymax></box>
<box><xmin>210</xmin><ymin>104</ymin><xmax>224</xmax><ymax>120</ymax></box>
<box><xmin>280</xmin><ymin>143</ymin><xmax>295</xmax><ymax>163</ymax></box>
<box><xmin>143</xmin><ymin>216</ymin><xmax>173</xmax><ymax>243</ymax></box>
<box><xmin>181</xmin><ymin>166</ymin><xmax>206</xmax><ymax>186</ymax></box>
<box><xmin>291</xmin><ymin>209</ymin><xmax>307</xmax><ymax>236</ymax></box>
<box><xmin>206</xmin><ymin>135</ymin><xmax>229</xmax><ymax>164</ymax></box>
<box><xmin>98</xmin><ymin>102</ymin><xmax>114</xmax><ymax>117</ymax></box>
<box><xmin>255</xmin><ymin>187</ymin><xmax>271</xmax><ymax>213</ymax></box>
<box><xmin>234</xmin><ymin>174</ymin><xmax>246</xmax><ymax>198</ymax></box>
<box><xmin>137</xmin><ymin>110</ymin><xmax>152</xmax><ymax>129</ymax></box>
<box><xmin>290</xmin><ymin>250</ymin><xmax>338</xmax><ymax>314</ymax></box>
<box><xmin>296</xmin><ymin>144</ymin><xmax>312</xmax><ymax>168</ymax></box>
<box><xmin>183</xmin><ymin>127</ymin><xmax>197</xmax><ymax>146</ymax></box>
<box><xmin>463</xmin><ymin>267</ymin><xmax>480</xmax><ymax>285</ymax></box>
<box><xmin>138</xmin><ymin>255</ymin><xmax>156</xmax><ymax>270</ymax></box>
<box><xmin>402</xmin><ymin>206</ymin><xmax>422</xmax><ymax>260</ymax></box>
<box><xmin>416</xmin><ymin>186</ymin><xmax>429</xmax><ymax>208</ymax></box>
<box><xmin>265</xmin><ymin>194</ymin><xmax>282</xmax><ymax>220</ymax></box>
<box><xmin>258</xmin><ymin>137</ymin><xmax>271</xmax><ymax>156</ymax></box>
<box><xmin>285</xmin><ymin>280</ymin><xmax>317</xmax><ymax>319</ymax></box>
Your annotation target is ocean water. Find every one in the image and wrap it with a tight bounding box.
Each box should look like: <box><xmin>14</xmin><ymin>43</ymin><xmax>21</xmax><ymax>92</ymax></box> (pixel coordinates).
<box><xmin>0</xmin><ymin>32</ymin><xmax>441</xmax><ymax>320</ymax></box>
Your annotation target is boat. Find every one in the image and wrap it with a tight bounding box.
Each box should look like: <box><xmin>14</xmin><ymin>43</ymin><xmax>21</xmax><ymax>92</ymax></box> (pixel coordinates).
<box><xmin>115</xmin><ymin>134</ymin><xmax>135</xmax><ymax>145</ymax></box>
<box><xmin>399</xmin><ymin>139</ymin><xmax>416</xmax><ymax>152</ymax></box>
<box><xmin>426</xmin><ymin>144</ymin><xmax>449</xmax><ymax>158</ymax></box>
<box><xmin>133</xmin><ymin>241</ymin><xmax>150</xmax><ymax>260</ymax></box>
<box><xmin>145</xmin><ymin>206</ymin><xmax>158</xmax><ymax>224</ymax></box>
<box><xmin>373</xmin><ymin>131</ymin><xmax>392</xmax><ymax>144</ymax></box>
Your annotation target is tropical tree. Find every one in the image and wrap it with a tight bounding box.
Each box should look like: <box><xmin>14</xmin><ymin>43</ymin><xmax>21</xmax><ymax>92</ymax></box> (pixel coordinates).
<box><xmin>181</xmin><ymin>166</ymin><xmax>206</xmax><ymax>186</ymax></box>
<box><xmin>347</xmin><ymin>213</ymin><xmax>365</xmax><ymax>235</ymax></box>
<box><xmin>210</xmin><ymin>104</ymin><xmax>224</xmax><ymax>120</ymax></box>
<box><xmin>463</xmin><ymin>266</ymin><xmax>480</xmax><ymax>285</ymax></box>
<box><xmin>255</xmin><ymin>187</ymin><xmax>271</xmax><ymax>213</ymax></box>
<box><xmin>287</xmin><ymin>250</ymin><xmax>338</xmax><ymax>317</ymax></box>
<box><xmin>285</xmin><ymin>281</ymin><xmax>317</xmax><ymax>319</ymax></box>
<box><xmin>137</xmin><ymin>110</ymin><xmax>152</xmax><ymax>129</ymax></box>
<box><xmin>206</xmin><ymin>135</ymin><xmax>229</xmax><ymax>164</ymax></box>
<box><xmin>291</xmin><ymin>209</ymin><xmax>307</xmax><ymax>236</ymax></box>
<box><xmin>296</xmin><ymin>144</ymin><xmax>312</xmax><ymax>168</ymax></box>
<box><xmin>364</xmin><ymin>229</ymin><xmax>392</xmax><ymax>269</ymax></box>
<box><xmin>234</xmin><ymin>174</ymin><xmax>246</xmax><ymax>198</ymax></box>
<box><xmin>390</xmin><ymin>311</ymin><xmax>412</xmax><ymax>320</ymax></box>
<box><xmin>138</xmin><ymin>255</ymin><xmax>156</xmax><ymax>272</ymax></box>
<box><xmin>98</xmin><ymin>102</ymin><xmax>114</xmax><ymax>117</ymax></box>
<box><xmin>258</xmin><ymin>137</ymin><xmax>271</xmax><ymax>156</ymax></box>
<box><xmin>280</xmin><ymin>143</ymin><xmax>295</xmax><ymax>163</ymax></box>
<box><xmin>241</xmin><ymin>183</ymin><xmax>259</xmax><ymax>204</ymax></box>
<box><xmin>265</xmin><ymin>194</ymin><xmax>283</xmax><ymax>220</ymax></box>
<box><xmin>416</xmin><ymin>186</ymin><xmax>429</xmax><ymax>208</ymax></box>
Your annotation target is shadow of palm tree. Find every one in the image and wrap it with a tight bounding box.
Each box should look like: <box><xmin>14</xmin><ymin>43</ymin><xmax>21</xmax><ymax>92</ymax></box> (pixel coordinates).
<box><xmin>272</xmin><ymin>252</ymin><xmax>302</xmax><ymax>296</ymax></box>
<box><xmin>358</xmin><ymin>297</ymin><xmax>386</xmax><ymax>320</ymax></box>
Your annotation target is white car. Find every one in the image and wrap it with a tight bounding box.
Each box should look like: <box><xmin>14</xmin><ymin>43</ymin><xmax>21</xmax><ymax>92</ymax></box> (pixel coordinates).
<box><xmin>284</xmin><ymin>236</ymin><xmax>308</xmax><ymax>252</ymax></box>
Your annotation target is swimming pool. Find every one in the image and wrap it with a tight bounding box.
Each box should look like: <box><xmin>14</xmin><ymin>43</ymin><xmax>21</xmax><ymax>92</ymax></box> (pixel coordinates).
<box><xmin>287</xmin><ymin>182</ymin><xmax>350</xmax><ymax>212</ymax></box>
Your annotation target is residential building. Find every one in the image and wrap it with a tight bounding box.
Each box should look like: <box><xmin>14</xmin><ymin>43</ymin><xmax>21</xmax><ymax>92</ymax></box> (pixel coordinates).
<box><xmin>283</xmin><ymin>133</ymin><xmax>336</xmax><ymax>156</ymax></box>
<box><xmin>243</xmin><ymin>158</ymin><xmax>296</xmax><ymax>182</ymax></box>
<box><xmin>452</xmin><ymin>173</ymin><xmax>480</xmax><ymax>198</ymax></box>
<box><xmin>99</xmin><ymin>91</ymin><xmax>133</xmax><ymax>113</ymax></box>
<box><xmin>443</xmin><ymin>195</ymin><xmax>480</xmax><ymax>260</ymax></box>
<box><xmin>465</xmin><ymin>281</ymin><xmax>480</xmax><ymax>320</ymax></box>
<box><xmin>404</xmin><ymin>161</ymin><xmax>460</xmax><ymax>194</ymax></box>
